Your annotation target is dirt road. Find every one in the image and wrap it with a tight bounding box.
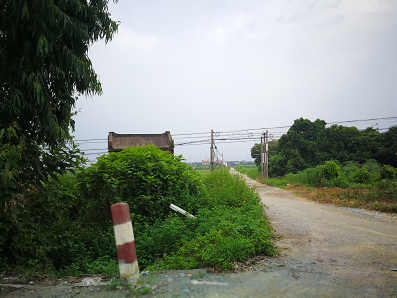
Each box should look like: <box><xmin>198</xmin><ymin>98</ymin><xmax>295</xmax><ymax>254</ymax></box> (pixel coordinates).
<box><xmin>241</xmin><ymin>171</ymin><xmax>397</xmax><ymax>297</ymax></box>
<box><xmin>2</xmin><ymin>173</ymin><xmax>397</xmax><ymax>297</ymax></box>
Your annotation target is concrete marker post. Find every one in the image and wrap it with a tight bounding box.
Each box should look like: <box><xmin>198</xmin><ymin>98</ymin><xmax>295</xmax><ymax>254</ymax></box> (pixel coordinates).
<box><xmin>111</xmin><ymin>202</ymin><xmax>142</xmax><ymax>286</ymax></box>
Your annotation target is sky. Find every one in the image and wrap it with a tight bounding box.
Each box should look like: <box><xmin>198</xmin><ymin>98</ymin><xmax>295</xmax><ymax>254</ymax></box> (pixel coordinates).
<box><xmin>74</xmin><ymin>0</ymin><xmax>397</xmax><ymax>163</ymax></box>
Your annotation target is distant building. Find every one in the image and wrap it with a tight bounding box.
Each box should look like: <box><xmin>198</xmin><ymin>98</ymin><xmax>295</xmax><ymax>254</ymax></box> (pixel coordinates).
<box><xmin>202</xmin><ymin>159</ymin><xmax>210</xmax><ymax>166</ymax></box>
<box><xmin>108</xmin><ymin>131</ymin><xmax>174</xmax><ymax>154</ymax></box>
<box><xmin>215</xmin><ymin>158</ymin><xmax>223</xmax><ymax>165</ymax></box>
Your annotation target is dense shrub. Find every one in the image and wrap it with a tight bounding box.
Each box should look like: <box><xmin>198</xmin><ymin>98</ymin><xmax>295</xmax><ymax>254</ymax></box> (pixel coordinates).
<box><xmin>380</xmin><ymin>165</ymin><xmax>396</xmax><ymax>180</ymax></box>
<box><xmin>148</xmin><ymin>168</ymin><xmax>276</xmax><ymax>270</ymax></box>
<box><xmin>75</xmin><ymin>145</ymin><xmax>204</xmax><ymax>227</ymax></box>
<box><xmin>353</xmin><ymin>166</ymin><xmax>371</xmax><ymax>184</ymax></box>
<box><xmin>322</xmin><ymin>161</ymin><xmax>340</xmax><ymax>180</ymax></box>
<box><xmin>341</xmin><ymin>161</ymin><xmax>361</xmax><ymax>182</ymax></box>
<box><xmin>2</xmin><ymin>148</ymin><xmax>276</xmax><ymax>273</ymax></box>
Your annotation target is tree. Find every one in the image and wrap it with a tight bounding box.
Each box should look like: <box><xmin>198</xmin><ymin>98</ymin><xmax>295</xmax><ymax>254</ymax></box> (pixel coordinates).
<box><xmin>377</xmin><ymin>126</ymin><xmax>397</xmax><ymax>167</ymax></box>
<box><xmin>276</xmin><ymin>118</ymin><xmax>327</xmax><ymax>173</ymax></box>
<box><xmin>0</xmin><ymin>0</ymin><xmax>118</xmax><ymax>264</ymax></box>
<box><xmin>250</xmin><ymin>140</ymin><xmax>278</xmax><ymax>167</ymax></box>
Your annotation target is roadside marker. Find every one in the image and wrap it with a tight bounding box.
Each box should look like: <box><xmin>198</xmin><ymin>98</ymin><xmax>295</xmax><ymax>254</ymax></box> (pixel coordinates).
<box><xmin>111</xmin><ymin>202</ymin><xmax>142</xmax><ymax>286</ymax></box>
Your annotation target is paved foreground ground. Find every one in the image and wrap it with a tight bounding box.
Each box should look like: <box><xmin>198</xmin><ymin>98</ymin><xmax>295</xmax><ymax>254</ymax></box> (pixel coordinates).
<box><xmin>2</xmin><ymin>172</ymin><xmax>397</xmax><ymax>297</ymax></box>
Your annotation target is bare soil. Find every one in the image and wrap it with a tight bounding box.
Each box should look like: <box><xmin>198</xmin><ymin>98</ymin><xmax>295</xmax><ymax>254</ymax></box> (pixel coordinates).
<box><xmin>2</xmin><ymin>171</ymin><xmax>397</xmax><ymax>297</ymax></box>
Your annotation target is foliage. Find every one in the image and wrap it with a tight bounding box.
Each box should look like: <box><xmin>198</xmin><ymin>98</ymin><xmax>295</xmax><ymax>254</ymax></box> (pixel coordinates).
<box><xmin>233</xmin><ymin>166</ymin><xmax>259</xmax><ymax>180</ymax></box>
<box><xmin>76</xmin><ymin>145</ymin><xmax>204</xmax><ymax>228</ymax></box>
<box><xmin>1</xmin><ymin>0</ymin><xmax>119</xmax><ymax>149</ymax></box>
<box><xmin>260</xmin><ymin>178</ymin><xmax>287</xmax><ymax>189</ymax></box>
<box><xmin>148</xmin><ymin>168</ymin><xmax>276</xmax><ymax>271</ymax></box>
<box><xmin>250</xmin><ymin>141</ymin><xmax>278</xmax><ymax>167</ymax></box>
<box><xmin>262</xmin><ymin>158</ymin><xmax>397</xmax><ymax>213</ymax></box>
<box><xmin>277</xmin><ymin>118</ymin><xmax>327</xmax><ymax>174</ymax></box>
<box><xmin>353</xmin><ymin>166</ymin><xmax>371</xmax><ymax>184</ymax></box>
<box><xmin>253</xmin><ymin>117</ymin><xmax>397</xmax><ymax>178</ymax></box>
<box><xmin>321</xmin><ymin>161</ymin><xmax>340</xmax><ymax>180</ymax></box>
<box><xmin>0</xmin><ymin>0</ymin><xmax>118</xmax><ymax>267</ymax></box>
<box><xmin>380</xmin><ymin>165</ymin><xmax>396</xmax><ymax>180</ymax></box>
<box><xmin>1</xmin><ymin>148</ymin><xmax>276</xmax><ymax>274</ymax></box>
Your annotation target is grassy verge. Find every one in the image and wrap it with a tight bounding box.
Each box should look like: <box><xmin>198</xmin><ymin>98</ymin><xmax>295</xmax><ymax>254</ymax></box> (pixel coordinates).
<box><xmin>260</xmin><ymin>179</ymin><xmax>397</xmax><ymax>213</ymax></box>
<box><xmin>233</xmin><ymin>166</ymin><xmax>260</xmax><ymax>180</ymax></box>
<box><xmin>1</xmin><ymin>167</ymin><xmax>276</xmax><ymax>276</ymax></box>
<box><xmin>255</xmin><ymin>161</ymin><xmax>397</xmax><ymax>213</ymax></box>
<box><xmin>147</xmin><ymin>168</ymin><xmax>277</xmax><ymax>271</ymax></box>
<box><xmin>286</xmin><ymin>184</ymin><xmax>397</xmax><ymax>213</ymax></box>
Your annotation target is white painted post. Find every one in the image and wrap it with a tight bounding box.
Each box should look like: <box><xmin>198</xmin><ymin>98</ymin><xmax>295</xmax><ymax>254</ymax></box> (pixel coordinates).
<box><xmin>111</xmin><ymin>202</ymin><xmax>142</xmax><ymax>286</ymax></box>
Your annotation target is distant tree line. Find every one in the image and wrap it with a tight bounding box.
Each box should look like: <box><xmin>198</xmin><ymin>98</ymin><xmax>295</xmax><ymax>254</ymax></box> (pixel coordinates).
<box><xmin>251</xmin><ymin>118</ymin><xmax>397</xmax><ymax>177</ymax></box>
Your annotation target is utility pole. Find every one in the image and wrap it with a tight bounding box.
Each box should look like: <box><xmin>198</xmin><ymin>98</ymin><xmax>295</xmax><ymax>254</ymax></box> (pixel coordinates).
<box><xmin>260</xmin><ymin>135</ymin><xmax>264</xmax><ymax>177</ymax></box>
<box><xmin>265</xmin><ymin>130</ymin><xmax>269</xmax><ymax>179</ymax></box>
<box><xmin>210</xmin><ymin>129</ymin><xmax>214</xmax><ymax>171</ymax></box>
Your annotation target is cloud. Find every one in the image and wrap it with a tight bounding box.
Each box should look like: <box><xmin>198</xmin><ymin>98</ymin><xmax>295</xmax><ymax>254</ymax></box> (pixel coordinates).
<box><xmin>208</xmin><ymin>26</ymin><xmax>228</xmax><ymax>43</ymax></box>
<box><xmin>115</xmin><ymin>28</ymin><xmax>158</xmax><ymax>50</ymax></box>
<box><xmin>235</xmin><ymin>13</ymin><xmax>253</xmax><ymax>28</ymax></box>
<box><xmin>315</xmin><ymin>14</ymin><xmax>344</xmax><ymax>29</ymax></box>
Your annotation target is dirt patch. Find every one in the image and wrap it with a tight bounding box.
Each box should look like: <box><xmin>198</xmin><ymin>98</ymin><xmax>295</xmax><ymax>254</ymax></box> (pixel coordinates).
<box><xmin>284</xmin><ymin>184</ymin><xmax>397</xmax><ymax>216</ymax></box>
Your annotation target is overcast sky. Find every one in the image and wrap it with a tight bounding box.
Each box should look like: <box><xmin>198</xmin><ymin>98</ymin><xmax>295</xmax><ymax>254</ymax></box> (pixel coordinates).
<box><xmin>74</xmin><ymin>0</ymin><xmax>397</xmax><ymax>163</ymax></box>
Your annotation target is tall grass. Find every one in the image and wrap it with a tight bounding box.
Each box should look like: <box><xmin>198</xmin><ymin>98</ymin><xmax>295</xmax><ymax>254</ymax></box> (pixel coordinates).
<box><xmin>147</xmin><ymin>168</ymin><xmax>277</xmax><ymax>271</ymax></box>
<box><xmin>234</xmin><ymin>166</ymin><xmax>260</xmax><ymax>180</ymax></box>
<box><xmin>260</xmin><ymin>160</ymin><xmax>397</xmax><ymax>213</ymax></box>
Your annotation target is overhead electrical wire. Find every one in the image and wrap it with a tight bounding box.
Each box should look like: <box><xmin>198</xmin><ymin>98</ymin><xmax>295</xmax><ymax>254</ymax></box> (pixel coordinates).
<box><xmin>74</xmin><ymin>117</ymin><xmax>396</xmax><ymax>159</ymax></box>
<box><xmin>73</xmin><ymin>116</ymin><xmax>396</xmax><ymax>144</ymax></box>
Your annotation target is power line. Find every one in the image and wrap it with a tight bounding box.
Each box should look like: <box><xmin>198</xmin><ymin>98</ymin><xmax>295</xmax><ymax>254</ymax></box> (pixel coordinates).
<box><xmin>328</xmin><ymin>116</ymin><xmax>397</xmax><ymax>125</ymax></box>
<box><xmin>72</xmin><ymin>116</ymin><xmax>396</xmax><ymax>143</ymax></box>
<box><xmin>83</xmin><ymin>151</ymin><xmax>108</xmax><ymax>156</ymax></box>
<box><xmin>75</xmin><ymin>138</ymin><xmax>107</xmax><ymax>142</ymax></box>
<box><xmin>79</xmin><ymin>148</ymin><xmax>108</xmax><ymax>151</ymax></box>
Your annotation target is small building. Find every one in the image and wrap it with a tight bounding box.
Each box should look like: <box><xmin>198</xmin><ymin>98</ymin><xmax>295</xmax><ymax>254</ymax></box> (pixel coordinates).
<box><xmin>108</xmin><ymin>131</ymin><xmax>175</xmax><ymax>154</ymax></box>
<box><xmin>202</xmin><ymin>159</ymin><xmax>210</xmax><ymax>166</ymax></box>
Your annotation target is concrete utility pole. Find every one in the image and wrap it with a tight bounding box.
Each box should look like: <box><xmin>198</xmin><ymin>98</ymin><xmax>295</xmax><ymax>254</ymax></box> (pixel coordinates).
<box><xmin>210</xmin><ymin>129</ymin><xmax>214</xmax><ymax>171</ymax></box>
<box><xmin>261</xmin><ymin>135</ymin><xmax>264</xmax><ymax>177</ymax></box>
<box><xmin>265</xmin><ymin>130</ymin><xmax>269</xmax><ymax>179</ymax></box>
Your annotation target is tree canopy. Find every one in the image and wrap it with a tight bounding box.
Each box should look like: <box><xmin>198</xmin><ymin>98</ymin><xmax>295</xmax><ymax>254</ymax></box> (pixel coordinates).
<box><xmin>0</xmin><ymin>0</ymin><xmax>118</xmax><ymax>264</ymax></box>
<box><xmin>251</xmin><ymin>118</ymin><xmax>397</xmax><ymax>177</ymax></box>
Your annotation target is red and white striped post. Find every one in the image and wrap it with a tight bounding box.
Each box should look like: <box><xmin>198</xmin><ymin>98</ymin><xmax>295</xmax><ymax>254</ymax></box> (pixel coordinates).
<box><xmin>111</xmin><ymin>202</ymin><xmax>141</xmax><ymax>286</ymax></box>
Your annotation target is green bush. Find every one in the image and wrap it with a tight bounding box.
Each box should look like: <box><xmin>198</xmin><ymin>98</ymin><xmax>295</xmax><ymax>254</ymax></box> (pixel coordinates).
<box><xmin>283</xmin><ymin>165</ymin><xmax>323</xmax><ymax>187</ymax></box>
<box><xmin>149</xmin><ymin>205</ymin><xmax>275</xmax><ymax>270</ymax></box>
<box><xmin>2</xmin><ymin>149</ymin><xmax>276</xmax><ymax>273</ymax></box>
<box><xmin>76</xmin><ymin>145</ymin><xmax>204</xmax><ymax>227</ymax></box>
<box><xmin>322</xmin><ymin>161</ymin><xmax>340</xmax><ymax>180</ymax></box>
<box><xmin>147</xmin><ymin>168</ymin><xmax>276</xmax><ymax>271</ymax></box>
<box><xmin>325</xmin><ymin>176</ymin><xmax>349</xmax><ymax>188</ymax></box>
<box><xmin>353</xmin><ymin>166</ymin><xmax>371</xmax><ymax>184</ymax></box>
<box><xmin>380</xmin><ymin>165</ymin><xmax>396</xmax><ymax>180</ymax></box>
<box><xmin>340</xmin><ymin>161</ymin><xmax>361</xmax><ymax>181</ymax></box>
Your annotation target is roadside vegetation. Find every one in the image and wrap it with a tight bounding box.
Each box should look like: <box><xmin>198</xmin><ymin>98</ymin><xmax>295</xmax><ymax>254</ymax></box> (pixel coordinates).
<box><xmin>239</xmin><ymin>162</ymin><xmax>397</xmax><ymax>213</ymax></box>
<box><xmin>234</xmin><ymin>165</ymin><xmax>259</xmax><ymax>181</ymax></box>
<box><xmin>244</xmin><ymin>117</ymin><xmax>397</xmax><ymax>213</ymax></box>
<box><xmin>0</xmin><ymin>146</ymin><xmax>276</xmax><ymax>277</ymax></box>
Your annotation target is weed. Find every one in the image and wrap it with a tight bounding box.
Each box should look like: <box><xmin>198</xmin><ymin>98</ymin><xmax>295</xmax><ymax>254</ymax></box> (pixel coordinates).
<box><xmin>107</xmin><ymin>278</ymin><xmax>151</xmax><ymax>296</ymax></box>
<box><xmin>107</xmin><ymin>277</ymin><xmax>124</xmax><ymax>290</ymax></box>
<box><xmin>234</xmin><ymin>167</ymin><xmax>260</xmax><ymax>180</ymax></box>
<box><xmin>261</xmin><ymin>178</ymin><xmax>287</xmax><ymax>189</ymax></box>
<box><xmin>191</xmin><ymin>271</ymin><xmax>206</xmax><ymax>279</ymax></box>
